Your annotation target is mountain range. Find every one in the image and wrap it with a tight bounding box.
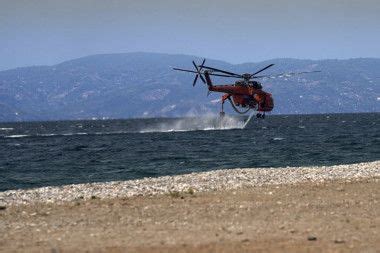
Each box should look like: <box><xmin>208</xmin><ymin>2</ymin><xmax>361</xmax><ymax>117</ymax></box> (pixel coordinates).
<box><xmin>0</xmin><ymin>52</ymin><xmax>379</xmax><ymax>122</ymax></box>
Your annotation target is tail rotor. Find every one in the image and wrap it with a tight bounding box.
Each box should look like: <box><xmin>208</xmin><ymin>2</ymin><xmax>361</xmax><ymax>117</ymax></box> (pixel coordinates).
<box><xmin>192</xmin><ymin>59</ymin><xmax>206</xmax><ymax>86</ymax></box>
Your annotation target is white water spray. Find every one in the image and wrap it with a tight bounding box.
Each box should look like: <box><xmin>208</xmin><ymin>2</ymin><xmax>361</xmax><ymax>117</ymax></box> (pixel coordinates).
<box><xmin>243</xmin><ymin>111</ymin><xmax>255</xmax><ymax>128</ymax></box>
<box><xmin>140</xmin><ymin>113</ymin><xmax>254</xmax><ymax>133</ymax></box>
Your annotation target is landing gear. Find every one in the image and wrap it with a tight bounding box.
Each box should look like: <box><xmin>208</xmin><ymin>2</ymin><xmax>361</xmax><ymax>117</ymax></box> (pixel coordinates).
<box><xmin>220</xmin><ymin>94</ymin><xmax>230</xmax><ymax>118</ymax></box>
<box><xmin>256</xmin><ymin>113</ymin><xmax>265</xmax><ymax>119</ymax></box>
<box><xmin>220</xmin><ymin>100</ymin><xmax>225</xmax><ymax>118</ymax></box>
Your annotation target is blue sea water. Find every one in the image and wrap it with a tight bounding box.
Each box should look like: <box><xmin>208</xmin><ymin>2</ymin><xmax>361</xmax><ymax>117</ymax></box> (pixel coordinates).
<box><xmin>0</xmin><ymin>113</ymin><xmax>379</xmax><ymax>191</ymax></box>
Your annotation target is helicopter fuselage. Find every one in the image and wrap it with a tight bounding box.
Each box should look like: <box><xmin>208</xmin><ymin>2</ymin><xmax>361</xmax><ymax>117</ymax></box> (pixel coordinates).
<box><xmin>204</xmin><ymin>71</ymin><xmax>274</xmax><ymax>112</ymax></box>
<box><xmin>210</xmin><ymin>85</ymin><xmax>274</xmax><ymax>112</ymax></box>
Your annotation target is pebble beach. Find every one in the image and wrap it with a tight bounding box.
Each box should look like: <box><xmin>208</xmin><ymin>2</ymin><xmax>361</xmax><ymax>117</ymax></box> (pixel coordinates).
<box><xmin>1</xmin><ymin>161</ymin><xmax>379</xmax><ymax>253</ymax></box>
<box><xmin>1</xmin><ymin>161</ymin><xmax>379</xmax><ymax>206</ymax></box>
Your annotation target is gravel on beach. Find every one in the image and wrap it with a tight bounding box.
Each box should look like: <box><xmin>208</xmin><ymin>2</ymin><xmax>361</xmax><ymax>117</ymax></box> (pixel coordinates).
<box><xmin>1</xmin><ymin>161</ymin><xmax>379</xmax><ymax>206</ymax></box>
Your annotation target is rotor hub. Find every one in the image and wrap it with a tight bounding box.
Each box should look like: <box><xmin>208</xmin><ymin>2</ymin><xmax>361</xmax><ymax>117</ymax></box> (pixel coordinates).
<box><xmin>242</xmin><ymin>73</ymin><xmax>251</xmax><ymax>80</ymax></box>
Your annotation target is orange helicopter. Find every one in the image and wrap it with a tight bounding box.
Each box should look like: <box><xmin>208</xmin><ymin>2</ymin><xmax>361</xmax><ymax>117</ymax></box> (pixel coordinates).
<box><xmin>174</xmin><ymin>59</ymin><xmax>320</xmax><ymax>118</ymax></box>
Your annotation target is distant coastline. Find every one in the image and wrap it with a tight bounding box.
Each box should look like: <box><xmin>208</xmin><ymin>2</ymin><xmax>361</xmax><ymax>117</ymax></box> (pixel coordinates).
<box><xmin>0</xmin><ymin>53</ymin><xmax>379</xmax><ymax>122</ymax></box>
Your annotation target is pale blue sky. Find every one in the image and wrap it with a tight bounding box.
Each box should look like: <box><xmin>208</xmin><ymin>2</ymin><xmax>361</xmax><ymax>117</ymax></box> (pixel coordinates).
<box><xmin>0</xmin><ymin>0</ymin><xmax>379</xmax><ymax>70</ymax></box>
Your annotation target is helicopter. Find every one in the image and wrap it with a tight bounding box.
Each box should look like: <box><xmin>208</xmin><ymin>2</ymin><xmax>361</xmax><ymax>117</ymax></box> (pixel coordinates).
<box><xmin>173</xmin><ymin>59</ymin><xmax>320</xmax><ymax>118</ymax></box>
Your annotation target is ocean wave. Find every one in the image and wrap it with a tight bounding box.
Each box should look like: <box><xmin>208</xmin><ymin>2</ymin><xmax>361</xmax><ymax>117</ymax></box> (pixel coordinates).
<box><xmin>2</xmin><ymin>131</ymin><xmax>133</xmax><ymax>139</ymax></box>
<box><xmin>0</xmin><ymin>128</ymin><xmax>14</xmax><ymax>131</ymax></box>
<box><xmin>3</xmin><ymin>133</ymin><xmax>88</xmax><ymax>139</ymax></box>
<box><xmin>4</xmin><ymin>134</ymin><xmax>30</xmax><ymax>138</ymax></box>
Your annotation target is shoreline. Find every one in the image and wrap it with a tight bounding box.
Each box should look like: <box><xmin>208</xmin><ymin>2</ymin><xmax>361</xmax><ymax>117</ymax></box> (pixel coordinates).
<box><xmin>1</xmin><ymin>161</ymin><xmax>379</xmax><ymax>206</ymax></box>
<box><xmin>1</xmin><ymin>173</ymin><xmax>379</xmax><ymax>252</ymax></box>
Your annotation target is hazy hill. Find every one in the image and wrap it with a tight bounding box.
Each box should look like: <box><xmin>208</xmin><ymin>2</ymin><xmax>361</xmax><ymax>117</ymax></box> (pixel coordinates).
<box><xmin>0</xmin><ymin>53</ymin><xmax>379</xmax><ymax>121</ymax></box>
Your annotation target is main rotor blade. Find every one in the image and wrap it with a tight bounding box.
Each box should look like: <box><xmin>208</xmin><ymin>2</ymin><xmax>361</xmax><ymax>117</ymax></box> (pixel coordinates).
<box><xmin>253</xmin><ymin>70</ymin><xmax>321</xmax><ymax>79</ymax></box>
<box><xmin>173</xmin><ymin>67</ymin><xmax>234</xmax><ymax>78</ymax></box>
<box><xmin>250</xmin><ymin>64</ymin><xmax>274</xmax><ymax>77</ymax></box>
<box><xmin>207</xmin><ymin>73</ymin><xmax>239</xmax><ymax>78</ymax></box>
<box><xmin>173</xmin><ymin>68</ymin><xmax>198</xmax><ymax>74</ymax></box>
<box><xmin>200</xmin><ymin>65</ymin><xmax>241</xmax><ymax>77</ymax></box>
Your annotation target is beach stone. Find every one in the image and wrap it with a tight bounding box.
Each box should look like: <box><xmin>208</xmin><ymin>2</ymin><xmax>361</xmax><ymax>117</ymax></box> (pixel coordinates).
<box><xmin>307</xmin><ymin>236</ymin><xmax>317</xmax><ymax>241</ymax></box>
<box><xmin>0</xmin><ymin>161</ymin><xmax>378</xmax><ymax>206</ymax></box>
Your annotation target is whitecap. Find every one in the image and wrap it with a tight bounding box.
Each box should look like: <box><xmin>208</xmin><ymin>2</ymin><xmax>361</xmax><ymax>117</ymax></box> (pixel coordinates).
<box><xmin>5</xmin><ymin>134</ymin><xmax>30</xmax><ymax>138</ymax></box>
<box><xmin>8</xmin><ymin>143</ymin><xmax>21</xmax><ymax>146</ymax></box>
<box><xmin>62</xmin><ymin>132</ymin><xmax>88</xmax><ymax>136</ymax></box>
<box><xmin>39</xmin><ymin>133</ymin><xmax>58</xmax><ymax>137</ymax></box>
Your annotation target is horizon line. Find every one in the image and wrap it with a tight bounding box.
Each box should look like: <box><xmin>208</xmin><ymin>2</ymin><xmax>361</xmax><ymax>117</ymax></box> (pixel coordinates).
<box><xmin>1</xmin><ymin>51</ymin><xmax>379</xmax><ymax>72</ymax></box>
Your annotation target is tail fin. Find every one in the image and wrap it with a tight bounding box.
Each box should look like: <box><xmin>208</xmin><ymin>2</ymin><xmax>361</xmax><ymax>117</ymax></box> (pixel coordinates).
<box><xmin>203</xmin><ymin>71</ymin><xmax>213</xmax><ymax>87</ymax></box>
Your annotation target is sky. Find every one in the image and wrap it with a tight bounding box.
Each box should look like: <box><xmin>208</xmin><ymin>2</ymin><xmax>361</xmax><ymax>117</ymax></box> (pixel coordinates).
<box><xmin>0</xmin><ymin>0</ymin><xmax>380</xmax><ymax>70</ymax></box>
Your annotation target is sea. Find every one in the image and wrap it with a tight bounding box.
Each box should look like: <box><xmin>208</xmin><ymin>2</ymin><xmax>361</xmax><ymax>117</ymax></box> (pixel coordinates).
<box><xmin>0</xmin><ymin>113</ymin><xmax>379</xmax><ymax>191</ymax></box>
